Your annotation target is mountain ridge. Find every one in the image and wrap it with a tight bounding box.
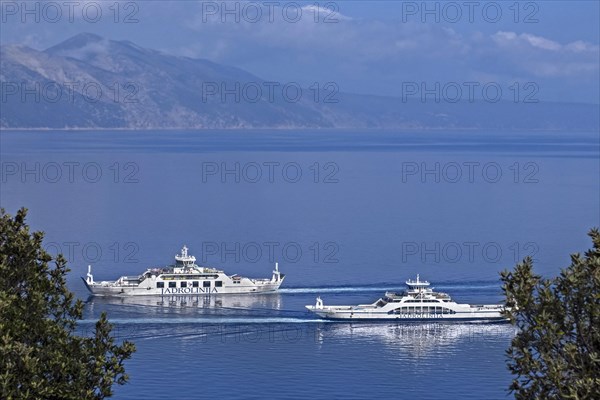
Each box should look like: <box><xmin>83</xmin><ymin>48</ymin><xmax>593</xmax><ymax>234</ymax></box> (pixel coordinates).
<box><xmin>1</xmin><ymin>33</ymin><xmax>598</xmax><ymax>131</ymax></box>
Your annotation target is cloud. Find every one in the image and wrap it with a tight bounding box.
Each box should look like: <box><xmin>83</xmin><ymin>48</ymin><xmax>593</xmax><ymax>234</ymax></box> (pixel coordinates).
<box><xmin>301</xmin><ymin>5</ymin><xmax>352</xmax><ymax>21</ymax></box>
<box><xmin>175</xmin><ymin>7</ymin><xmax>600</xmax><ymax>101</ymax></box>
<box><xmin>488</xmin><ymin>31</ymin><xmax>599</xmax><ymax>78</ymax></box>
<box><xmin>183</xmin><ymin>8</ymin><xmax>470</xmax><ymax>64</ymax></box>
<box><xmin>492</xmin><ymin>31</ymin><xmax>599</xmax><ymax>53</ymax></box>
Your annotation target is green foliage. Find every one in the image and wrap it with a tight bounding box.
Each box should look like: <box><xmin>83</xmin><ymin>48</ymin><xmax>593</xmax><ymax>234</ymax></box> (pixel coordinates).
<box><xmin>501</xmin><ymin>228</ymin><xmax>600</xmax><ymax>400</ymax></box>
<box><xmin>0</xmin><ymin>208</ymin><xmax>135</xmax><ymax>399</ymax></box>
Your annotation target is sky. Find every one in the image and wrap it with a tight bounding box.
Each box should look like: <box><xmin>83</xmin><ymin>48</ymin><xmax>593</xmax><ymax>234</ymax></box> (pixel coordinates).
<box><xmin>1</xmin><ymin>0</ymin><xmax>599</xmax><ymax>103</ymax></box>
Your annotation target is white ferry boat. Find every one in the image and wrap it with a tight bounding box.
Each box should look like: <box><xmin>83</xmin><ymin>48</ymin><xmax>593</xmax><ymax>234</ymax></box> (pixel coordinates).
<box><xmin>82</xmin><ymin>246</ymin><xmax>285</xmax><ymax>296</ymax></box>
<box><xmin>306</xmin><ymin>275</ymin><xmax>507</xmax><ymax>321</ymax></box>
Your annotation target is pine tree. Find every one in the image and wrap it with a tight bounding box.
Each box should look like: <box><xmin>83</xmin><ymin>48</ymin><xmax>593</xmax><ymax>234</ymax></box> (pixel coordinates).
<box><xmin>501</xmin><ymin>228</ymin><xmax>600</xmax><ymax>399</ymax></box>
<box><xmin>0</xmin><ymin>208</ymin><xmax>135</xmax><ymax>399</ymax></box>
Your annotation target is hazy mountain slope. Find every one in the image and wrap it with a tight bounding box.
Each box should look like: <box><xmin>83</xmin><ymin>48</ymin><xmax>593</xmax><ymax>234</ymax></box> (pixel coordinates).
<box><xmin>1</xmin><ymin>33</ymin><xmax>598</xmax><ymax>130</ymax></box>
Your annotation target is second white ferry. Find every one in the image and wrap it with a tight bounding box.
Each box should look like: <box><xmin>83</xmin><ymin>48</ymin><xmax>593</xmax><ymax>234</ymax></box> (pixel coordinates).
<box><xmin>83</xmin><ymin>246</ymin><xmax>285</xmax><ymax>296</ymax></box>
<box><xmin>306</xmin><ymin>275</ymin><xmax>507</xmax><ymax>321</ymax></box>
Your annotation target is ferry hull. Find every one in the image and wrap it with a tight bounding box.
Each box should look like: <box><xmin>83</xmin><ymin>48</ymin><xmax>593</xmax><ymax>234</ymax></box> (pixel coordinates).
<box><xmin>83</xmin><ymin>277</ymin><xmax>284</xmax><ymax>296</ymax></box>
<box><xmin>305</xmin><ymin>275</ymin><xmax>509</xmax><ymax>322</ymax></box>
<box><xmin>81</xmin><ymin>246</ymin><xmax>285</xmax><ymax>297</ymax></box>
<box><xmin>306</xmin><ymin>306</ymin><xmax>507</xmax><ymax>322</ymax></box>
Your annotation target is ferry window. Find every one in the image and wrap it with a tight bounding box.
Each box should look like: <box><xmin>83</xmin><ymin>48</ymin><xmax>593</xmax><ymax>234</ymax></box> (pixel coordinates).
<box><xmin>181</xmin><ymin>281</ymin><xmax>187</xmax><ymax>288</ymax></box>
<box><xmin>169</xmin><ymin>282</ymin><xmax>176</xmax><ymax>288</ymax></box>
<box><xmin>157</xmin><ymin>282</ymin><xmax>164</xmax><ymax>288</ymax></box>
<box><xmin>203</xmin><ymin>281</ymin><xmax>211</xmax><ymax>288</ymax></box>
<box><xmin>192</xmin><ymin>281</ymin><xmax>199</xmax><ymax>288</ymax></box>
<box><xmin>215</xmin><ymin>281</ymin><xmax>223</xmax><ymax>287</ymax></box>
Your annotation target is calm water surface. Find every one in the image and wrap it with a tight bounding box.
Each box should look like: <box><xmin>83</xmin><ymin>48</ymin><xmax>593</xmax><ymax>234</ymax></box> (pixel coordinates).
<box><xmin>1</xmin><ymin>130</ymin><xmax>598</xmax><ymax>399</ymax></box>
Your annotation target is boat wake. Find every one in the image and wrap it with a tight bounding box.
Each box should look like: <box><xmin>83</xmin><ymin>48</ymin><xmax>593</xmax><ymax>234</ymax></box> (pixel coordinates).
<box><xmin>78</xmin><ymin>317</ymin><xmax>329</xmax><ymax>325</ymax></box>
<box><xmin>280</xmin><ymin>282</ymin><xmax>500</xmax><ymax>294</ymax></box>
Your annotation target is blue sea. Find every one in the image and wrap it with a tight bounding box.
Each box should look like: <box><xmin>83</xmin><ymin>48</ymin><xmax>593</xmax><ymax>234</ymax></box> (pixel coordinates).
<box><xmin>1</xmin><ymin>130</ymin><xmax>598</xmax><ymax>399</ymax></box>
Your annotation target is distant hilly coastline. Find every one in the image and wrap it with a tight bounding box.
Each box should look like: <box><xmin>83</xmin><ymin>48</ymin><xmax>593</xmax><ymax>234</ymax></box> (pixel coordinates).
<box><xmin>1</xmin><ymin>33</ymin><xmax>598</xmax><ymax>131</ymax></box>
